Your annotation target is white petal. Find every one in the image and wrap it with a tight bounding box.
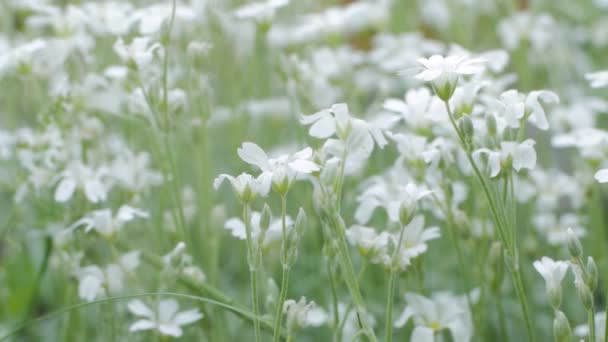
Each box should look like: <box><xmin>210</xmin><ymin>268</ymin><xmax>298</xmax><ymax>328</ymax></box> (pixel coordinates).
<box><xmin>595</xmin><ymin>169</ymin><xmax>608</xmax><ymax>183</ymax></box>
<box><xmin>158</xmin><ymin>299</ymin><xmax>179</xmax><ymax>322</ymax></box>
<box><xmin>309</xmin><ymin>115</ymin><xmax>336</xmax><ymax>139</ymax></box>
<box><xmin>84</xmin><ymin>180</ymin><xmax>106</xmax><ymax>203</ymax></box>
<box><xmin>288</xmin><ymin>159</ymin><xmax>320</xmax><ymax>173</ymax></box>
<box><xmin>158</xmin><ymin>323</ymin><xmax>183</xmax><ymax>337</ymax></box>
<box><xmin>55</xmin><ymin>178</ymin><xmax>76</xmax><ymax>202</ymax></box>
<box><xmin>411</xmin><ymin>326</ymin><xmax>435</xmax><ymax>342</ymax></box>
<box><xmin>128</xmin><ymin>300</ymin><xmax>154</xmax><ymax>318</ymax></box>
<box><xmin>224</xmin><ymin>218</ymin><xmax>247</xmax><ymax>240</ymax></box>
<box><xmin>237</xmin><ymin>142</ymin><xmax>270</xmax><ymax>170</ymax></box>
<box><xmin>172</xmin><ymin>309</ymin><xmax>203</xmax><ymax>325</ymax></box>
<box><xmin>129</xmin><ymin>319</ymin><xmax>156</xmax><ymax>332</ymax></box>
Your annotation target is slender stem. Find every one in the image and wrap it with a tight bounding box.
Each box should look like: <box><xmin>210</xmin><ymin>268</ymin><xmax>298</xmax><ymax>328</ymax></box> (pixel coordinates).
<box><xmin>328</xmin><ymin>213</ymin><xmax>378</xmax><ymax>342</ymax></box>
<box><xmin>243</xmin><ymin>204</ymin><xmax>261</xmax><ymax>342</ymax></box>
<box><xmin>385</xmin><ymin>222</ymin><xmax>408</xmax><ymax>342</ymax></box>
<box><xmin>589</xmin><ymin>308</ymin><xmax>596</xmax><ymax>342</ymax></box>
<box><xmin>273</xmin><ymin>195</ymin><xmax>291</xmax><ymax>342</ymax></box>
<box><xmin>442</xmin><ymin>100</ymin><xmax>534</xmax><ymax>341</ymax></box>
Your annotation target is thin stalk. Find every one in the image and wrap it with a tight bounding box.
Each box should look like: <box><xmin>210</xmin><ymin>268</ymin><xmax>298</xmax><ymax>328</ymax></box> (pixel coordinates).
<box><xmin>384</xmin><ymin>222</ymin><xmax>408</xmax><ymax>342</ymax></box>
<box><xmin>589</xmin><ymin>308</ymin><xmax>596</xmax><ymax>342</ymax></box>
<box><xmin>443</xmin><ymin>100</ymin><xmax>534</xmax><ymax>341</ymax></box>
<box><xmin>273</xmin><ymin>195</ymin><xmax>291</xmax><ymax>342</ymax></box>
<box><xmin>243</xmin><ymin>204</ymin><xmax>262</xmax><ymax>342</ymax></box>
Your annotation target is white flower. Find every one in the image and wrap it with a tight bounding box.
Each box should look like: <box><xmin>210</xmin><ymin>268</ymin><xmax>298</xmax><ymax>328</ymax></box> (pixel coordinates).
<box><xmin>214</xmin><ymin>172</ymin><xmax>270</xmax><ymax>202</ymax></box>
<box><xmin>498</xmin><ymin>89</ymin><xmax>559</xmax><ymax>131</ymax></box>
<box><xmin>54</xmin><ymin>161</ymin><xmax>108</xmax><ymax>203</ymax></box>
<box><xmin>128</xmin><ymin>299</ymin><xmax>203</xmax><ymax>337</ymax></box>
<box><xmin>114</xmin><ymin>37</ymin><xmax>160</xmax><ymax>70</ymax></box>
<box><xmin>412</xmin><ymin>55</ymin><xmax>485</xmax><ymax>100</ymax></box>
<box><xmin>355</xmin><ymin>177</ymin><xmax>432</xmax><ymax>224</ymax></box>
<box><xmin>237</xmin><ymin>142</ymin><xmax>319</xmax><ymax>192</ymax></box>
<box><xmin>533</xmin><ymin>213</ymin><xmax>586</xmax><ymax>246</ymax></box>
<box><xmin>70</xmin><ymin>205</ymin><xmax>149</xmax><ymax>238</ymax></box>
<box><xmin>383</xmin><ymin>87</ymin><xmax>445</xmax><ymax>130</ymax></box>
<box><xmin>234</xmin><ymin>0</ymin><xmax>289</xmax><ymax>22</ymax></box>
<box><xmin>474</xmin><ymin>139</ymin><xmax>536</xmax><ymax>178</ymax></box>
<box><xmin>74</xmin><ymin>252</ymin><xmax>140</xmax><ymax>302</ymax></box>
<box><xmin>533</xmin><ymin>257</ymin><xmax>568</xmax><ymax>298</ymax></box>
<box><xmin>283</xmin><ymin>297</ymin><xmax>327</xmax><ymax>330</ymax></box>
<box><xmin>395</xmin><ymin>291</ymin><xmax>475</xmax><ymax>342</ymax></box>
<box><xmin>392</xmin><ymin>216</ymin><xmax>440</xmax><ymax>270</ymax></box>
<box><xmin>585</xmin><ymin>70</ymin><xmax>608</xmax><ymax>88</ymax></box>
<box><xmin>224</xmin><ymin>211</ymin><xmax>293</xmax><ymax>248</ymax></box>
<box><xmin>595</xmin><ymin>168</ymin><xmax>608</xmax><ymax>183</ymax></box>
<box><xmin>346</xmin><ymin>225</ymin><xmax>391</xmax><ymax>264</ymax></box>
<box><xmin>575</xmin><ymin>312</ymin><xmax>606</xmax><ymax>342</ymax></box>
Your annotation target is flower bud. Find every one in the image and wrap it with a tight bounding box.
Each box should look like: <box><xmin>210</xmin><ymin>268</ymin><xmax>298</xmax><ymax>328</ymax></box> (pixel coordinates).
<box><xmin>294</xmin><ymin>208</ymin><xmax>308</xmax><ymax>237</ymax></box>
<box><xmin>260</xmin><ymin>204</ymin><xmax>272</xmax><ymax>234</ymax></box>
<box><xmin>567</xmin><ymin>228</ymin><xmax>583</xmax><ymax>259</ymax></box>
<box><xmin>459</xmin><ymin>115</ymin><xmax>474</xmax><ymax>149</ymax></box>
<box><xmin>587</xmin><ymin>256</ymin><xmax>598</xmax><ymax>291</ymax></box>
<box><xmin>398</xmin><ymin>199</ymin><xmax>417</xmax><ymax>226</ymax></box>
<box><xmin>433</xmin><ymin>78</ymin><xmax>458</xmax><ymax>102</ymax></box>
<box><xmin>547</xmin><ymin>285</ymin><xmax>562</xmax><ymax>310</ymax></box>
<box><xmin>576</xmin><ymin>282</ymin><xmax>594</xmax><ymax>310</ymax></box>
<box><xmin>553</xmin><ymin>310</ymin><xmax>572</xmax><ymax>342</ymax></box>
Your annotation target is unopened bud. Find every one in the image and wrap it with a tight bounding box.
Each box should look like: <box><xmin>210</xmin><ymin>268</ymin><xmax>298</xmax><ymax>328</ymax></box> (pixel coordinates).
<box><xmin>398</xmin><ymin>199</ymin><xmax>416</xmax><ymax>226</ymax></box>
<box><xmin>567</xmin><ymin>228</ymin><xmax>583</xmax><ymax>259</ymax></box>
<box><xmin>587</xmin><ymin>256</ymin><xmax>598</xmax><ymax>291</ymax></box>
<box><xmin>459</xmin><ymin>115</ymin><xmax>475</xmax><ymax>141</ymax></box>
<box><xmin>576</xmin><ymin>282</ymin><xmax>593</xmax><ymax>310</ymax></box>
<box><xmin>260</xmin><ymin>204</ymin><xmax>272</xmax><ymax>233</ymax></box>
<box><xmin>547</xmin><ymin>285</ymin><xmax>562</xmax><ymax>310</ymax></box>
<box><xmin>294</xmin><ymin>208</ymin><xmax>308</xmax><ymax>236</ymax></box>
<box><xmin>553</xmin><ymin>310</ymin><xmax>572</xmax><ymax>342</ymax></box>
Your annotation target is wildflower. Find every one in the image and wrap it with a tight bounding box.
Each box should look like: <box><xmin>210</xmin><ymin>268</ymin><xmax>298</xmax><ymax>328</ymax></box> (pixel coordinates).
<box><xmin>394</xmin><ymin>291</ymin><xmax>475</xmax><ymax>342</ymax></box>
<box><xmin>283</xmin><ymin>297</ymin><xmax>327</xmax><ymax>331</ymax></box>
<box><xmin>497</xmin><ymin>89</ymin><xmax>559</xmax><ymax>130</ymax></box>
<box><xmin>70</xmin><ymin>205</ymin><xmax>149</xmax><ymax>238</ymax></box>
<box><xmin>575</xmin><ymin>312</ymin><xmax>606</xmax><ymax>342</ymax></box>
<box><xmin>234</xmin><ymin>0</ymin><xmax>289</xmax><ymax>23</ymax></box>
<box><xmin>54</xmin><ymin>161</ymin><xmax>109</xmax><ymax>203</ymax></box>
<box><xmin>585</xmin><ymin>70</ymin><xmax>608</xmax><ymax>88</ymax></box>
<box><xmin>74</xmin><ymin>251</ymin><xmax>140</xmax><ymax>302</ymax></box>
<box><xmin>391</xmin><ymin>216</ymin><xmax>440</xmax><ymax>270</ymax></box>
<box><xmin>412</xmin><ymin>54</ymin><xmax>485</xmax><ymax>101</ymax></box>
<box><xmin>224</xmin><ymin>211</ymin><xmax>293</xmax><ymax>248</ymax></box>
<box><xmin>533</xmin><ymin>213</ymin><xmax>586</xmax><ymax>246</ymax></box>
<box><xmin>595</xmin><ymin>168</ymin><xmax>608</xmax><ymax>183</ymax></box>
<box><xmin>356</xmin><ymin>180</ymin><xmax>432</xmax><ymax>225</ymax></box>
<box><xmin>533</xmin><ymin>257</ymin><xmax>568</xmax><ymax>308</ymax></box>
<box><xmin>128</xmin><ymin>299</ymin><xmax>203</xmax><ymax>337</ymax></box>
<box><xmin>383</xmin><ymin>87</ymin><xmax>444</xmax><ymax>130</ymax></box>
<box><xmin>474</xmin><ymin>139</ymin><xmax>537</xmax><ymax>177</ymax></box>
<box><xmin>214</xmin><ymin>172</ymin><xmax>270</xmax><ymax>203</ymax></box>
<box><xmin>113</xmin><ymin>37</ymin><xmax>160</xmax><ymax>70</ymax></box>
<box><xmin>237</xmin><ymin>142</ymin><xmax>319</xmax><ymax>194</ymax></box>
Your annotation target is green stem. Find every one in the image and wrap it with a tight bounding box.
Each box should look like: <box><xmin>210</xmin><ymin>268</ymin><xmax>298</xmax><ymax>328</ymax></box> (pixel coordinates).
<box><xmin>328</xmin><ymin>213</ymin><xmax>378</xmax><ymax>342</ymax></box>
<box><xmin>243</xmin><ymin>204</ymin><xmax>262</xmax><ymax>342</ymax></box>
<box><xmin>589</xmin><ymin>308</ymin><xmax>596</xmax><ymax>342</ymax></box>
<box><xmin>443</xmin><ymin>100</ymin><xmax>534</xmax><ymax>341</ymax></box>
<box><xmin>273</xmin><ymin>195</ymin><xmax>291</xmax><ymax>342</ymax></box>
<box><xmin>385</xmin><ymin>221</ymin><xmax>409</xmax><ymax>342</ymax></box>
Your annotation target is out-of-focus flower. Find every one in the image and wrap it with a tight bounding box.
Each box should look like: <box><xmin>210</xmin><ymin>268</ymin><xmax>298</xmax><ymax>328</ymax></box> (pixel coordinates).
<box><xmin>128</xmin><ymin>299</ymin><xmax>203</xmax><ymax>337</ymax></box>
<box><xmin>586</xmin><ymin>70</ymin><xmax>608</xmax><ymax>88</ymax></box>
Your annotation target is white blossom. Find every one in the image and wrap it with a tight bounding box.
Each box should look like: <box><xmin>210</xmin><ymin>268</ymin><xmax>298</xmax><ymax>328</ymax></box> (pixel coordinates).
<box><xmin>128</xmin><ymin>299</ymin><xmax>203</xmax><ymax>337</ymax></box>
